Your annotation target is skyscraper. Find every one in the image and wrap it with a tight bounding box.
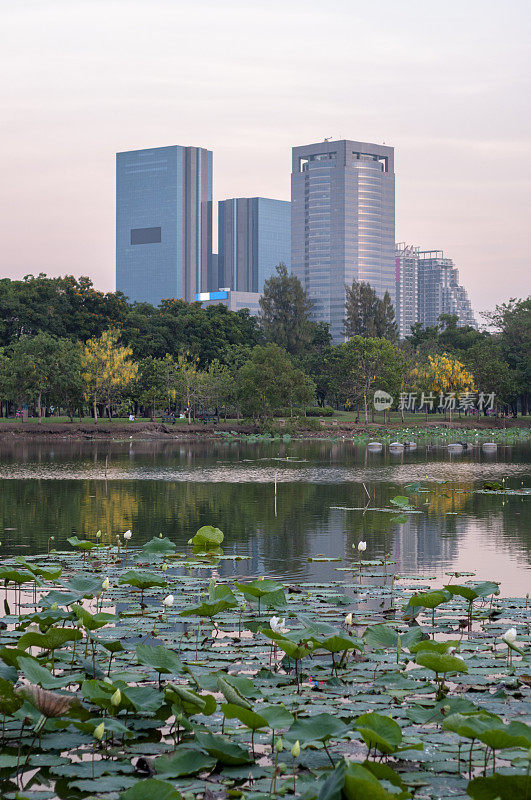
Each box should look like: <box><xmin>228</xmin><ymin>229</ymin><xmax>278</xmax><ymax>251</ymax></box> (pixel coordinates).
<box><xmin>395</xmin><ymin>243</ymin><xmax>419</xmax><ymax>339</ymax></box>
<box><xmin>417</xmin><ymin>250</ymin><xmax>477</xmax><ymax>329</ymax></box>
<box><xmin>291</xmin><ymin>139</ymin><xmax>395</xmax><ymax>342</ymax></box>
<box><xmin>116</xmin><ymin>145</ymin><xmax>212</xmax><ymax>306</ymax></box>
<box><xmin>217</xmin><ymin>198</ymin><xmax>291</xmax><ymax>293</ymax></box>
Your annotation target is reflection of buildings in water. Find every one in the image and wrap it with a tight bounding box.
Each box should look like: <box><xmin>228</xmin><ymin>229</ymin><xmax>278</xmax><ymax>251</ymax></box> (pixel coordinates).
<box><xmin>393</xmin><ymin>514</ymin><xmax>459</xmax><ymax>574</ymax></box>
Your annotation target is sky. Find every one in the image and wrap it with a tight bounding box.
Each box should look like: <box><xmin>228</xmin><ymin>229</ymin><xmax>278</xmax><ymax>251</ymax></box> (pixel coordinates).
<box><xmin>1</xmin><ymin>0</ymin><xmax>530</xmax><ymax>319</ymax></box>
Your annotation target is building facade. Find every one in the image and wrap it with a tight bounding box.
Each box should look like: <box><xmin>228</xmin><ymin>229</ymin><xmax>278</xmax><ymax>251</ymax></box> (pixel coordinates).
<box><xmin>395</xmin><ymin>243</ymin><xmax>419</xmax><ymax>339</ymax></box>
<box><xmin>417</xmin><ymin>250</ymin><xmax>477</xmax><ymax>329</ymax></box>
<box><xmin>116</xmin><ymin>145</ymin><xmax>213</xmax><ymax>306</ymax></box>
<box><xmin>217</xmin><ymin>198</ymin><xmax>290</xmax><ymax>293</ymax></box>
<box><xmin>194</xmin><ymin>289</ymin><xmax>262</xmax><ymax>316</ymax></box>
<box><xmin>291</xmin><ymin>139</ymin><xmax>395</xmax><ymax>342</ymax></box>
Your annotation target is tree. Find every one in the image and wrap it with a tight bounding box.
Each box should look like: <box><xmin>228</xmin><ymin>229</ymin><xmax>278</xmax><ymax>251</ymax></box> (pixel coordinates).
<box><xmin>483</xmin><ymin>297</ymin><xmax>531</xmax><ymax>415</ymax></box>
<box><xmin>237</xmin><ymin>344</ymin><xmax>315</xmax><ymax>420</ymax></box>
<box><xmin>333</xmin><ymin>336</ymin><xmax>405</xmax><ymax>423</ymax></box>
<box><xmin>200</xmin><ymin>360</ymin><xmax>235</xmax><ymax>419</ymax></box>
<box><xmin>259</xmin><ymin>264</ymin><xmax>314</xmax><ymax>356</ymax></box>
<box><xmin>412</xmin><ymin>354</ymin><xmax>475</xmax><ymax>420</ymax></box>
<box><xmin>344</xmin><ymin>281</ymin><xmax>398</xmax><ymax>341</ymax></box>
<box><xmin>9</xmin><ymin>333</ymin><xmax>83</xmax><ymax>422</ymax></box>
<box><xmin>82</xmin><ymin>329</ymin><xmax>138</xmax><ymax>422</ymax></box>
<box><xmin>138</xmin><ymin>355</ymin><xmax>176</xmax><ymax>420</ymax></box>
<box><xmin>465</xmin><ymin>340</ymin><xmax>516</xmax><ymax>414</ymax></box>
<box><xmin>175</xmin><ymin>353</ymin><xmax>202</xmax><ymax>424</ymax></box>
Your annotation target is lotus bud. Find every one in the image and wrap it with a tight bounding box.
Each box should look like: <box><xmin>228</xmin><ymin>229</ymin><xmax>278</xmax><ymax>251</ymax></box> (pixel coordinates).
<box><xmin>306</xmin><ymin>641</ymin><xmax>314</xmax><ymax>651</ymax></box>
<box><xmin>357</xmin><ymin>541</ymin><xmax>367</xmax><ymax>552</ymax></box>
<box><xmin>162</xmin><ymin>594</ymin><xmax>174</xmax><ymax>608</ymax></box>
<box><xmin>93</xmin><ymin>722</ymin><xmax>105</xmax><ymax>740</ymax></box>
<box><xmin>275</xmin><ymin>737</ymin><xmax>283</xmax><ymax>752</ymax></box>
<box><xmin>162</xmin><ymin>563</ymin><xmax>168</xmax><ymax>572</ymax></box>
<box><xmin>291</xmin><ymin>740</ymin><xmax>300</xmax><ymax>757</ymax></box>
<box><xmin>96</xmin><ymin>530</ymin><xmax>101</xmax><ymax>539</ymax></box>
<box><xmin>123</xmin><ymin>530</ymin><xmax>132</xmax><ymax>541</ymax></box>
<box><xmin>110</xmin><ymin>689</ymin><xmax>121</xmax><ymax>707</ymax></box>
<box><xmin>101</xmin><ymin>578</ymin><xmax>110</xmax><ymax>591</ymax></box>
<box><xmin>344</xmin><ymin>613</ymin><xmax>353</xmax><ymax>627</ymax></box>
<box><xmin>502</xmin><ymin>627</ymin><xmax>517</xmax><ymax>645</ymax></box>
<box><xmin>159</xmin><ymin>533</ymin><xmax>163</xmax><ymax>538</ymax></box>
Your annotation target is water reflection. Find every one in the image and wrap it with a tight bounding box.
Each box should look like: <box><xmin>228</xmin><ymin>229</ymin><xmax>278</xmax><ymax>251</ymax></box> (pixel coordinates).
<box><xmin>0</xmin><ymin>440</ymin><xmax>529</xmax><ymax>595</ymax></box>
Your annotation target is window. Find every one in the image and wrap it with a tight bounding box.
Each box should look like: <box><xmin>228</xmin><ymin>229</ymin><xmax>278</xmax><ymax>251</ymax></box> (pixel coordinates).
<box><xmin>131</xmin><ymin>227</ymin><xmax>161</xmax><ymax>245</ymax></box>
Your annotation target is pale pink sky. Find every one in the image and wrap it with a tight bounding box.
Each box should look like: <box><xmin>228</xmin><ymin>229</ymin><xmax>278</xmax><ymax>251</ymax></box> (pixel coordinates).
<box><xmin>1</xmin><ymin>0</ymin><xmax>530</xmax><ymax>317</ymax></box>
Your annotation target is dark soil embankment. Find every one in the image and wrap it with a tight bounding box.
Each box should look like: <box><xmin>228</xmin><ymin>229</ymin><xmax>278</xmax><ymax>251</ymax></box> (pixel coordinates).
<box><xmin>0</xmin><ymin>416</ymin><xmax>527</xmax><ymax>441</ymax></box>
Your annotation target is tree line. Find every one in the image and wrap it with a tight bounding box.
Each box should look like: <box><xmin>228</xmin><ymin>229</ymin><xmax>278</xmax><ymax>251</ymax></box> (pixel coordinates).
<box><xmin>0</xmin><ymin>268</ymin><xmax>528</xmax><ymax>421</ymax></box>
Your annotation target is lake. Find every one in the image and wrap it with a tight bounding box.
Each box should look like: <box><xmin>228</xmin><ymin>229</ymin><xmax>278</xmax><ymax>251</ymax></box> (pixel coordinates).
<box><xmin>0</xmin><ymin>437</ymin><xmax>529</xmax><ymax>595</ymax></box>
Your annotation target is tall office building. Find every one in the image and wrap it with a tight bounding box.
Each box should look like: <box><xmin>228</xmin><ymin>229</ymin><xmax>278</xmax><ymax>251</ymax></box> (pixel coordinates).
<box><xmin>395</xmin><ymin>244</ymin><xmax>419</xmax><ymax>339</ymax></box>
<box><xmin>116</xmin><ymin>145</ymin><xmax>212</xmax><ymax>306</ymax></box>
<box><xmin>217</xmin><ymin>198</ymin><xmax>291</xmax><ymax>293</ymax></box>
<box><xmin>417</xmin><ymin>250</ymin><xmax>477</xmax><ymax>329</ymax></box>
<box><xmin>291</xmin><ymin>139</ymin><xmax>395</xmax><ymax>342</ymax></box>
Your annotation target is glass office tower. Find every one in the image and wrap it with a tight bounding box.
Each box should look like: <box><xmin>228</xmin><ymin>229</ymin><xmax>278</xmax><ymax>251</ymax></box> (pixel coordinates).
<box><xmin>291</xmin><ymin>139</ymin><xmax>395</xmax><ymax>342</ymax></box>
<box><xmin>217</xmin><ymin>198</ymin><xmax>291</xmax><ymax>292</ymax></box>
<box><xmin>116</xmin><ymin>145</ymin><xmax>212</xmax><ymax>306</ymax></box>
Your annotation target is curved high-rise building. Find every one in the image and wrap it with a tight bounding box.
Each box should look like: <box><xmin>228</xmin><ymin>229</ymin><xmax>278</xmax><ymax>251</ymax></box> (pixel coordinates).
<box><xmin>291</xmin><ymin>139</ymin><xmax>395</xmax><ymax>342</ymax></box>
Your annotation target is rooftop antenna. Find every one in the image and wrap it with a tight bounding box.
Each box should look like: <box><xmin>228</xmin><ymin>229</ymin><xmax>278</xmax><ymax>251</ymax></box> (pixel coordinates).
<box><xmin>324</xmin><ymin>136</ymin><xmax>333</xmax><ymax>142</ymax></box>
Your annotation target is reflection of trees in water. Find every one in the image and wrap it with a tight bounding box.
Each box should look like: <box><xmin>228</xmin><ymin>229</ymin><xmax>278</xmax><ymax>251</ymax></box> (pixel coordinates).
<box><xmin>0</xmin><ymin>443</ymin><xmax>528</xmax><ymax>579</ymax></box>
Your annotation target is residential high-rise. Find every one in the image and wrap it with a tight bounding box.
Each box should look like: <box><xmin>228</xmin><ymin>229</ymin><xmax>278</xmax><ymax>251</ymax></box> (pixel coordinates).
<box><xmin>395</xmin><ymin>244</ymin><xmax>419</xmax><ymax>339</ymax></box>
<box><xmin>116</xmin><ymin>145</ymin><xmax>212</xmax><ymax>306</ymax></box>
<box><xmin>417</xmin><ymin>250</ymin><xmax>477</xmax><ymax>329</ymax></box>
<box><xmin>291</xmin><ymin>139</ymin><xmax>395</xmax><ymax>342</ymax></box>
<box><xmin>217</xmin><ymin>198</ymin><xmax>291</xmax><ymax>293</ymax></box>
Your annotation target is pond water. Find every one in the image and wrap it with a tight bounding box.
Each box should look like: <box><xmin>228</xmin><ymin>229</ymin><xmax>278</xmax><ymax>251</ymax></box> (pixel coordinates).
<box><xmin>0</xmin><ymin>438</ymin><xmax>529</xmax><ymax>595</ymax></box>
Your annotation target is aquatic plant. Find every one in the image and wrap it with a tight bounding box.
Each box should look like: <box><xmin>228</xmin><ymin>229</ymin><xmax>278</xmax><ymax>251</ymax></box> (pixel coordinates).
<box><xmin>0</xmin><ymin>525</ymin><xmax>529</xmax><ymax>799</ymax></box>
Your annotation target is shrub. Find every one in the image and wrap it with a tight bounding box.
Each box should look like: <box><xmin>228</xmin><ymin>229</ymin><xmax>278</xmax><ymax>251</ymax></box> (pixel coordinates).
<box><xmin>306</xmin><ymin>406</ymin><xmax>335</xmax><ymax>417</ymax></box>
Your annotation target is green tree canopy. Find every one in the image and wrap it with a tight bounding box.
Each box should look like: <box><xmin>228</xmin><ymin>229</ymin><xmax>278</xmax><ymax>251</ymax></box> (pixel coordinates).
<box><xmin>344</xmin><ymin>281</ymin><xmax>397</xmax><ymax>341</ymax></box>
<box><xmin>259</xmin><ymin>264</ymin><xmax>315</xmax><ymax>356</ymax></box>
<box><xmin>238</xmin><ymin>343</ymin><xmax>315</xmax><ymax>419</ymax></box>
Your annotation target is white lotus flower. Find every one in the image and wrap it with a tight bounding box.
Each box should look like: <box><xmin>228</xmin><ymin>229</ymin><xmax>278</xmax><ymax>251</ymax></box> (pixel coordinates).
<box><xmin>270</xmin><ymin>616</ymin><xmax>286</xmax><ymax>633</ymax></box>
<box><xmin>344</xmin><ymin>613</ymin><xmax>353</xmax><ymax>627</ymax></box>
<box><xmin>162</xmin><ymin>594</ymin><xmax>174</xmax><ymax>608</ymax></box>
<box><xmin>502</xmin><ymin>627</ymin><xmax>517</xmax><ymax>645</ymax></box>
<box><xmin>357</xmin><ymin>541</ymin><xmax>367</xmax><ymax>552</ymax></box>
<box><xmin>123</xmin><ymin>530</ymin><xmax>132</xmax><ymax>541</ymax></box>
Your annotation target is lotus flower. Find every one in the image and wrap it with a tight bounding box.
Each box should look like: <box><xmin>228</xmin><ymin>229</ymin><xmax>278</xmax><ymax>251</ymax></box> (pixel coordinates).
<box><xmin>162</xmin><ymin>594</ymin><xmax>174</xmax><ymax>608</ymax></box>
<box><xmin>291</xmin><ymin>740</ymin><xmax>300</xmax><ymax>757</ymax></box>
<box><xmin>344</xmin><ymin>613</ymin><xmax>353</xmax><ymax>627</ymax></box>
<box><xmin>110</xmin><ymin>688</ymin><xmax>121</xmax><ymax>707</ymax></box>
<box><xmin>101</xmin><ymin>578</ymin><xmax>110</xmax><ymax>591</ymax></box>
<box><xmin>357</xmin><ymin>541</ymin><xmax>367</xmax><ymax>552</ymax></box>
<box><xmin>123</xmin><ymin>530</ymin><xmax>132</xmax><ymax>541</ymax></box>
<box><xmin>270</xmin><ymin>616</ymin><xmax>286</xmax><ymax>633</ymax></box>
